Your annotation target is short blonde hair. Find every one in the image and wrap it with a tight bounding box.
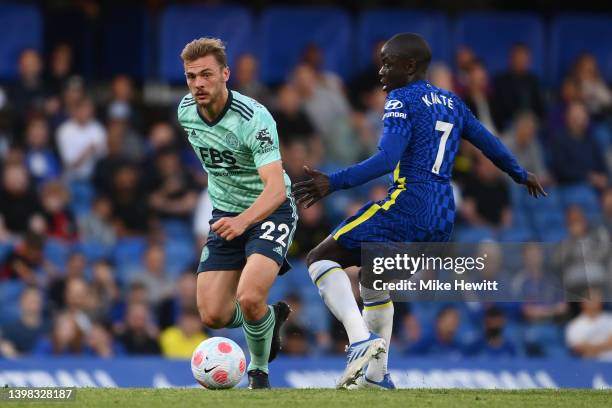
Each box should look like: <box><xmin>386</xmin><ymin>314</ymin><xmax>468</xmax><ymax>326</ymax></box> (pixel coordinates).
<box><xmin>180</xmin><ymin>37</ymin><xmax>227</xmax><ymax>67</ymax></box>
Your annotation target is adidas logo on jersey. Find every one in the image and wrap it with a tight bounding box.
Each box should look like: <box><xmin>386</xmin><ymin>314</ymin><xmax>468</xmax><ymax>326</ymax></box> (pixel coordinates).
<box><xmin>273</xmin><ymin>246</ymin><xmax>283</xmax><ymax>256</ymax></box>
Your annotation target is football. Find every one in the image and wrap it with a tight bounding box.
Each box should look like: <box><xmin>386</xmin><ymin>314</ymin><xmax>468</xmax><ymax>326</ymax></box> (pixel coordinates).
<box><xmin>191</xmin><ymin>337</ymin><xmax>246</xmax><ymax>389</ymax></box>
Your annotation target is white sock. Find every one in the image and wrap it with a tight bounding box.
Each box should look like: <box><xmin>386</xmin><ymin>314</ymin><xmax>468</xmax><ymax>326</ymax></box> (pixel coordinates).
<box><xmin>361</xmin><ymin>285</ymin><xmax>393</xmax><ymax>382</ymax></box>
<box><xmin>309</xmin><ymin>260</ymin><xmax>370</xmax><ymax>344</ymax></box>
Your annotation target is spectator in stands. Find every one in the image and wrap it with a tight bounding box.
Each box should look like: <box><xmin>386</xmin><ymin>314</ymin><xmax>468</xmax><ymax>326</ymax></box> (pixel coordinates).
<box><xmin>281</xmin><ymin>139</ymin><xmax>309</xmax><ymax>182</ymax></box>
<box><xmin>78</xmin><ymin>196</ymin><xmax>116</xmax><ymax>247</ymax></box>
<box><xmin>467</xmin><ymin>307</ymin><xmax>517</xmax><ymax>358</ymax></box>
<box><xmin>56</xmin><ymin>96</ymin><xmax>106</xmax><ymax>181</ymax></box>
<box><xmin>48</xmin><ymin>252</ymin><xmax>87</xmax><ymax>310</ymax></box>
<box><xmin>0</xmin><ymin>163</ymin><xmax>43</xmax><ymax>236</ymax></box>
<box><xmin>7</xmin><ymin>49</ymin><xmax>48</xmax><ymax>136</ymax></box>
<box><xmin>547</xmin><ymin>78</ymin><xmax>583</xmax><ymax>141</ymax></box>
<box><xmin>106</xmin><ymin>111</ymin><xmax>144</xmax><ymax>162</ymax></box>
<box><xmin>63</xmin><ymin>277</ymin><xmax>96</xmax><ymax>330</ymax></box>
<box><xmin>145</xmin><ymin>121</ymin><xmax>177</xmax><ymax>156</ymax></box>
<box><xmin>453</xmin><ymin>46</ymin><xmax>477</xmax><ymax>95</ymax></box>
<box><xmin>159</xmin><ymin>305</ymin><xmax>207</xmax><ymax>358</ymax></box>
<box><xmin>571</xmin><ymin>54</ymin><xmax>612</xmax><ymax>117</ymax></box>
<box><xmin>232</xmin><ymin>54</ymin><xmax>270</xmax><ymax>105</ymax></box>
<box><xmin>272</xmin><ymin>84</ymin><xmax>317</xmax><ymax>146</ymax></box>
<box><xmin>466</xmin><ymin>242</ymin><xmax>515</xmax><ymax>309</ymax></box>
<box><xmin>429</xmin><ymin>63</ymin><xmax>455</xmax><ymax>92</ymax></box>
<box><xmin>1</xmin><ymin>286</ymin><xmax>50</xmax><ymax>355</ymax></box>
<box><xmin>109</xmin><ymin>163</ymin><xmax>151</xmax><ymax>236</ymax></box>
<box><xmin>87</xmin><ymin>320</ymin><xmax>125</xmax><ymax>358</ymax></box>
<box><xmin>301</xmin><ymin>44</ymin><xmax>344</xmax><ymax>93</ymax></box>
<box><xmin>406</xmin><ymin>306</ymin><xmax>465</xmax><ymax>358</ymax></box>
<box><xmin>349</xmin><ymin>39</ymin><xmax>385</xmax><ymax>111</ymax></box>
<box><xmin>129</xmin><ymin>243</ymin><xmax>174</xmax><ymax>307</ymax></box>
<box><xmin>117</xmin><ymin>302</ymin><xmax>161</xmax><ymax>355</ymax></box>
<box><xmin>46</xmin><ymin>43</ymin><xmax>74</xmax><ymax>96</ymax></box>
<box><xmin>566</xmin><ymin>288</ymin><xmax>612</xmax><ymax>361</ymax></box>
<box><xmin>32</xmin><ymin>312</ymin><xmax>91</xmax><ymax>356</ymax></box>
<box><xmin>147</xmin><ymin>147</ymin><xmax>198</xmax><ymax>223</ymax></box>
<box><xmin>23</xmin><ymin>116</ymin><xmax>61</xmax><ymax>185</ymax></box>
<box><xmin>356</xmin><ymin>87</ymin><xmax>386</xmax><ymax>155</ymax></box>
<box><xmin>110</xmin><ymin>281</ymin><xmax>149</xmax><ymax>326</ymax></box>
<box><xmin>459</xmin><ymin>155</ymin><xmax>511</xmax><ymax>229</ymax></box>
<box><xmin>0</xmin><ymin>233</ymin><xmax>46</xmax><ymax>284</ymax></box>
<box><xmin>463</xmin><ymin>60</ymin><xmax>501</xmax><ymax>134</ymax></box>
<box><xmin>40</xmin><ymin>181</ymin><xmax>77</xmax><ymax>242</ymax></box>
<box><xmin>91</xmin><ymin>260</ymin><xmax>120</xmax><ymax>318</ymax></box>
<box><xmin>493</xmin><ymin>44</ymin><xmax>545</xmax><ymax>131</ymax></box>
<box><xmin>513</xmin><ymin>243</ymin><xmax>567</xmax><ymax>318</ymax></box>
<box><xmin>291</xmin><ymin>63</ymin><xmax>356</xmax><ymax>164</ymax></box>
<box><xmin>93</xmin><ymin>121</ymin><xmax>132</xmax><ymax>196</ymax></box>
<box><xmin>157</xmin><ymin>271</ymin><xmax>197</xmax><ymax>329</ymax></box>
<box><xmin>554</xmin><ymin>206</ymin><xmax>610</xmax><ymax>292</ymax></box>
<box><xmin>48</xmin><ymin>75</ymin><xmax>85</xmax><ymax>129</ymax></box>
<box><xmin>550</xmin><ymin>101</ymin><xmax>608</xmax><ymax>190</ymax></box>
<box><xmin>504</xmin><ymin>111</ymin><xmax>550</xmax><ymax>184</ymax></box>
<box><xmin>513</xmin><ymin>244</ymin><xmax>567</xmax><ymax>357</ymax></box>
<box><xmin>290</xmin><ymin>202</ymin><xmax>332</xmax><ymax>259</ymax></box>
<box><xmin>107</xmin><ymin>74</ymin><xmax>142</xmax><ymax>131</ymax></box>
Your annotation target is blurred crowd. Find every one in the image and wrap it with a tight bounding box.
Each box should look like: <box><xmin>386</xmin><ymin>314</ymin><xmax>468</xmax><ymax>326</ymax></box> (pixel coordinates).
<box><xmin>0</xmin><ymin>35</ymin><xmax>612</xmax><ymax>361</ymax></box>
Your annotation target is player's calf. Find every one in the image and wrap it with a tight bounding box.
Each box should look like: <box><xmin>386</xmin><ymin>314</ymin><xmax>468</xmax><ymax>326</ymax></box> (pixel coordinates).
<box><xmin>361</xmin><ymin>285</ymin><xmax>394</xmax><ymax>383</ymax></box>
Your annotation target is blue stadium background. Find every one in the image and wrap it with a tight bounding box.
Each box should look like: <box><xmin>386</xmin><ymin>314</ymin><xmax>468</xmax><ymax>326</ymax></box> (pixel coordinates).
<box><xmin>0</xmin><ymin>1</ymin><xmax>611</xmax><ymax>388</ymax></box>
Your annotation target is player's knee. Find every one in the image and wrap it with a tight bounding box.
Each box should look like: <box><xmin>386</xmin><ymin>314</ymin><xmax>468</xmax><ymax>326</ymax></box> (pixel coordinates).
<box><xmin>236</xmin><ymin>290</ymin><xmax>265</xmax><ymax>320</ymax></box>
<box><xmin>198</xmin><ymin>307</ymin><xmax>227</xmax><ymax>329</ymax></box>
<box><xmin>306</xmin><ymin>246</ymin><xmax>322</xmax><ymax>267</ymax></box>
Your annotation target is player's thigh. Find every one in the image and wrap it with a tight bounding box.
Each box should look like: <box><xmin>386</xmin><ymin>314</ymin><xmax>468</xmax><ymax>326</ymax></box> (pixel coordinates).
<box><xmin>196</xmin><ymin>269</ymin><xmax>241</xmax><ymax>324</ymax></box>
<box><xmin>236</xmin><ymin>254</ymin><xmax>280</xmax><ymax>318</ymax></box>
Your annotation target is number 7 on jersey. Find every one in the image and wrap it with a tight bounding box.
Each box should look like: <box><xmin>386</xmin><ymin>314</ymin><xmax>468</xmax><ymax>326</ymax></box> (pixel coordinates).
<box><xmin>432</xmin><ymin>120</ymin><xmax>453</xmax><ymax>175</ymax></box>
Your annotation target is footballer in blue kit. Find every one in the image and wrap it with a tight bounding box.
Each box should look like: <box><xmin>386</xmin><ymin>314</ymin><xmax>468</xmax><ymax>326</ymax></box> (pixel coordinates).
<box><xmin>293</xmin><ymin>33</ymin><xmax>546</xmax><ymax>389</ymax></box>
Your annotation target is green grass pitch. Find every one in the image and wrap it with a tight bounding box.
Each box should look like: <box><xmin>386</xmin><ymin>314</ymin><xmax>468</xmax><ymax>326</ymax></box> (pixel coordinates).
<box><xmin>7</xmin><ymin>388</ymin><xmax>612</xmax><ymax>408</ymax></box>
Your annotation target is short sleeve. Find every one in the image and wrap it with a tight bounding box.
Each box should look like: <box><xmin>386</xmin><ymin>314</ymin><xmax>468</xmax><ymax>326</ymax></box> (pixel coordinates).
<box><xmin>244</xmin><ymin>109</ymin><xmax>282</xmax><ymax>168</ymax></box>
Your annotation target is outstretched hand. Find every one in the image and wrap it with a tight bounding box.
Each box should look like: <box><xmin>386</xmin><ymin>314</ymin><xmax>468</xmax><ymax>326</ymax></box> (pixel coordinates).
<box><xmin>524</xmin><ymin>172</ymin><xmax>547</xmax><ymax>198</ymax></box>
<box><xmin>292</xmin><ymin>166</ymin><xmax>331</xmax><ymax>208</ymax></box>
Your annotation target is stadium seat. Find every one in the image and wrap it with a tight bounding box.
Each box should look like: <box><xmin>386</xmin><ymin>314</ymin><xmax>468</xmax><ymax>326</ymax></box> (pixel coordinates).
<box><xmin>512</xmin><ymin>185</ymin><xmax>568</xmax><ymax>242</ymax></box>
<box><xmin>0</xmin><ymin>280</ymin><xmax>24</xmax><ymax>325</ymax></box>
<box><xmin>101</xmin><ymin>7</ymin><xmax>151</xmax><ymax>79</ymax></box>
<box><xmin>551</xmin><ymin>14</ymin><xmax>612</xmax><ymax>84</ymax></box>
<box><xmin>161</xmin><ymin>219</ymin><xmax>192</xmax><ymax>240</ymax></box>
<box><xmin>159</xmin><ymin>5</ymin><xmax>253</xmax><ymax>83</ymax></box>
<box><xmin>0</xmin><ymin>4</ymin><xmax>42</xmax><ymax>79</ymax></box>
<box><xmin>523</xmin><ymin>322</ymin><xmax>566</xmax><ymax>357</ymax></box>
<box><xmin>258</xmin><ymin>7</ymin><xmax>352</xmax><ymax>83</ymax></box>
<box><xmin>112</xmin><ymin>237</ymin><xmax>147</xmax><ymax>279</ymax></box>
<box><xmin>356</xmin><ymin>10</ymin><xmax>451</xmax><ymax>72</ymax></box>
<box><xmin>454</xmin><ymin>12</ymin><xmax>545</xmax><ymax>78</ymax></box>
<box><xmin>43</xmin><ymin>238</ymin><xmax>73</xmax><ymax>270</ymax></box>
<box><xmin>77</xmin><ymin>240</ymin><xmax>113</xmax><ymax>263</ymax></box>
<box><xmin>558</xmin><ymin>183</ymin><xmax>602</xmax><ymax>224</ymax></box>
<box><xmin>68</xmin><ymin>180</ymin><xmax>95</xmax><ymax>218</ymax></box>
<box><xmin>165</xmin><ymin>239</ymin><xmax>195</xmax><ymax>278</ymax></box>
<box><xmin>452</xmin><ymin>226</ymin><xmax>495</xmax><ymax>243</ymax></box>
